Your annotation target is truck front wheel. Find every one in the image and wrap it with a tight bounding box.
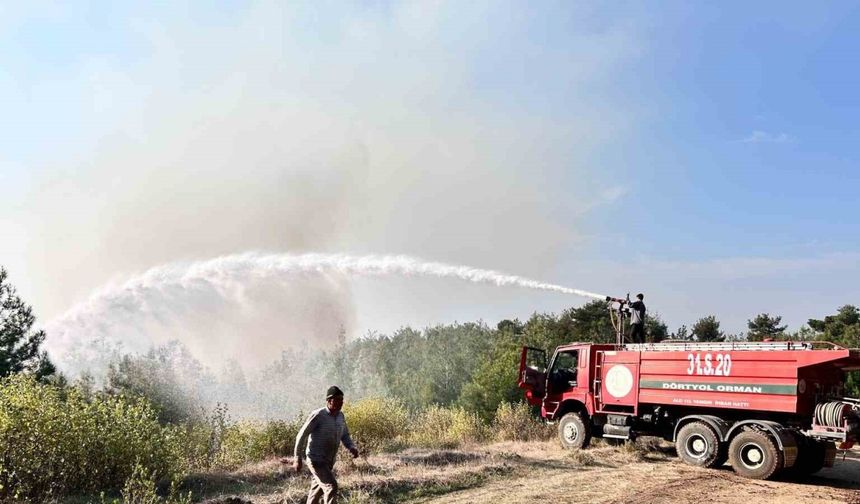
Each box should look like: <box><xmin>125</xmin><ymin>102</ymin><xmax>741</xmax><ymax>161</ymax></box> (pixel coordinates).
<box><xmin>676</xmin><ymin>422</ymin><xmax>724</xmax><ymax>468</ymax></box>
<box><xmin>558</xmin><ymin>412</ymin><xmax>591</xmax><ymax>450</ymax></box>
<box><xmin>728</xmin><ymin>430</ymin><xmax>783</xmax><ymax>480</ymax></box>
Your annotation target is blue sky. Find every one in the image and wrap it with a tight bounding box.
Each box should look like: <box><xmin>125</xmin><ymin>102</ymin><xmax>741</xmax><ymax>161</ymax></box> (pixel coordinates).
<box><xmin>603</xmin><ymin>2</ymin><xmax>860</xmax><ymax>258</ymax></box>
<box><xmin>1</xmin><ymin>1</ymin><xmax>859</xmax><ymax>347</ymax></box>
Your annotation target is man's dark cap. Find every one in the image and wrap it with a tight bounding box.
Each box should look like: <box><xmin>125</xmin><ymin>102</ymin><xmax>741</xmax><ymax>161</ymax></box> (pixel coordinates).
<box><xmin>637</xmin><ymin>293</ymin><xmax>644</xmax><ymax>300</ymax></box>
<box><xmin>326</xmin><ymin>386</ymin><xmax>344</xmax><ymax>399</ymax></box>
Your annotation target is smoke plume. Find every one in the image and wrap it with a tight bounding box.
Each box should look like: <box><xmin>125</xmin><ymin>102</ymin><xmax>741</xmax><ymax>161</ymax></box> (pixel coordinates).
<box><xmin>0</xmin><ymin>2</ymin><xmax>643</xmax><ymax>388</ymax></box>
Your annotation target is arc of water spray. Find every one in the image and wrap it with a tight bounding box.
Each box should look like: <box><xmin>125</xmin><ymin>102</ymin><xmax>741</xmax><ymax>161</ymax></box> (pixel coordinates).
<box><xmin>266</xmin><ymin>253</ymin><xmax>607</xmax><ymax>298</ymax></box>
<box><xmin>47</xmin><ymin>252</ymin><xmax>607</xmax><ymax>335</ymax></box>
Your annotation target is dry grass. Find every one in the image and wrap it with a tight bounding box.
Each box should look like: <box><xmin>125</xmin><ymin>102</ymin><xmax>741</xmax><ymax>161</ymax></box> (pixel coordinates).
<box><xmin>566</xmin><ymin>449</ymin><xmax>597</xmax><ymax>466</ymax></box>
<box><xmin>189</xmin><ymin>439</ymin><xmax>671</xmax><ymax>503</ymax></box>
<box><xmin>492</xmin><ymin>403</ymin><xmax>554</xmax><ymax>442</ymax></box>
<box><xmin>185</xmin><ymin>445</ymin><xmax>523</xmax><ymax>503</ymax></box>
<box><xmin>163</xmin><ymin>439</ymin><xmax>860</xmax><ymax>504</ymax></box>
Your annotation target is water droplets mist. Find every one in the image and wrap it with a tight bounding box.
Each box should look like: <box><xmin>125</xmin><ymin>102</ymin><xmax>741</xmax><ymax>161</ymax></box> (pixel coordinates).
<box><xmin>45</xmin><ymin>252</ymin><xmax>604</xmax><ymax>374</ymax></box>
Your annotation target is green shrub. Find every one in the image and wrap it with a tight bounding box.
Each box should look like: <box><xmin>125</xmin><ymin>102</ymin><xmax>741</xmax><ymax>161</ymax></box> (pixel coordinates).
<box><xmin>214</xmin><ymin>422</ymin><xmax>269</xmax><ymax>468</ymax></box>
<box><xmin>172</xmin><ymin>404</ymin><xmax>231</xmax><ymax>470</ymax></box>
<box><xmin>0</xmin><ymin>375</ymin><xmax>183</xmax><ymax>501</ymax></box>
<box><xmin>174</xmin><ymin>419</ymin><xmax>220</xmax><ymax>471</ymax></box>
<box><xmin>118</xmin><ymin>463</ymin><xmax>162</xmax><ymax>504</ymax></box>
<box><xmin>99</xmin><ymin>462</ymin><xmax>191</xmax><ymax>504</ymax></box>
<box><xmin>408</xmin><ymin>405</ymin><xmax>488</xmax><ymax>448</ymax></box>
<box><xmin>492</xmin><ymin>402</ymin><xmax>552</xmax><ymax>442</ymax></box>
<box><xmin>343</xmin><ymin>397</ymin><xmax>409</xmax><ymax>452</ymax></box>
<box><xmin>256</xmin><ymin>419</ymin><xmax>301</xmax><ymax>457</ymax></box>
<box><xmin>447</xmin><ymin>407</ymin><xmax>488</xmax><ymax>445</ymax></box>
<box><xmin>213</xmin><ymin>418</ymin><xmax>300</xmax><ymax>468</ymax></box>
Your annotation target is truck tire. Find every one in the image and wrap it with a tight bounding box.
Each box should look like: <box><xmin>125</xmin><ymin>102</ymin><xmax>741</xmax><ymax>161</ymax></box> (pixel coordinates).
<box><xmin>558</xmin><ymin>412</ymin><xmax>591</xmax><ymax>450</ymax></box>
<box><xmin>728</xmin><ymin>430</ymin><xmax>783</xmax><ymax>480</ymax></box>
<box><xmin>788</xmin><ymin>436</ymin><xmax>826</xmax><ymax>476</ymax></box>
<box><xmin>676</xmin><ymin>421</ymin><xmax>724</xmax><ymax>468</ymax></box>
<box><xmin>713</xmin><ymin>447</ymin><xmax>729</xmax><ymax>468</ymax></box>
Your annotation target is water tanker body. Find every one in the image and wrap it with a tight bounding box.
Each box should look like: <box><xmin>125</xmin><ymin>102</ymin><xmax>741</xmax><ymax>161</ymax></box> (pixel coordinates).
<box><xmin>518</xmin><ymin>340</ymin><xmax>860</xmax><ymax>480</ymax></box>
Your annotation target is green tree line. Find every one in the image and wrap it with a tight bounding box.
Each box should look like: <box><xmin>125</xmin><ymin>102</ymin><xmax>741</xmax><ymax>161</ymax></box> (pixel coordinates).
<box><xmin>2</xmin><ymin>265</ymin><xmax>860</xmax><ymax>420</ymax></box>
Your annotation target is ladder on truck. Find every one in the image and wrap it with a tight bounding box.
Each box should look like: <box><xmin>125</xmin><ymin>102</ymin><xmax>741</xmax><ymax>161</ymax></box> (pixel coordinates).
<box><xmin>622</xmin><ymin>341</ymin><xmax>843</xmax><ymax>352</ymax></box>
<box><xmin>593</xmin><ymin>350</ymin><xmax>605</xmax><ymax>410</ymax></box>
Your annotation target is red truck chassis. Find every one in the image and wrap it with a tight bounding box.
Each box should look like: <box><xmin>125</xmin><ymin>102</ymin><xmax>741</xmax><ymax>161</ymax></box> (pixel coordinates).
<box><xmin>519</xmin><ymin>340</ymin><xmax>860</xmax><ymax>479</ymax></box>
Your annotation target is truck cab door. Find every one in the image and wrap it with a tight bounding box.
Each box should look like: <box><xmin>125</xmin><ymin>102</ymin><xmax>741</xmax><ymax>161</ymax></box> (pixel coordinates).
<box><xmin>518</xmin><ymin>346</ymin><xmax>547</xmax><ymax>406</ymax></box>
<box><xmin>542</xmin><ymin>349</ymin><xmax>582</xmax><ymax>418</ymax></box>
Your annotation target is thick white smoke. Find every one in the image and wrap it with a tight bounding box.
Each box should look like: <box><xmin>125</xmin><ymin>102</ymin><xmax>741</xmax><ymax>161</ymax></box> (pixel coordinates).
<box><xmin>45</xmin><ymin>252</ymin><xmax>605</xmax><ymax>376</ymax></box>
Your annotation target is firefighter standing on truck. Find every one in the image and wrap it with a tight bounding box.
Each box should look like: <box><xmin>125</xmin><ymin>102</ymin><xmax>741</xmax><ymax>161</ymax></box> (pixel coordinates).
<box><xmin>629</xmin><ymin>293</ymin><xmax>646</xmax><ymax>343</ymax></box>
<box><xmin>293</xmin><ymin>386</ymin><xmax>359</xmax><ymax>504</ymax></box>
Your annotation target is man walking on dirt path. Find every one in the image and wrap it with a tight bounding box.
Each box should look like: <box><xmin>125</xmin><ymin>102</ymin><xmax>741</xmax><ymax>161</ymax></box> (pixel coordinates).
<box><xmin>294</xmin><ymin>385</ymin><xmax>359</xmax><ymax>504</ymax></box>
<box><xmin>629</xmin><ymin>293</ymin><xmax>646</xmax><ymax>343</ymax></box>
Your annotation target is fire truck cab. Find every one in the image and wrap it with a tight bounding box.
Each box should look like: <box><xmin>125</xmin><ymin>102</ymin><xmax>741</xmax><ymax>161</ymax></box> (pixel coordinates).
<box><xmin>521</xmin><ymin>343</ymin><xmax>611</xmax><ymax>421</ymax></box>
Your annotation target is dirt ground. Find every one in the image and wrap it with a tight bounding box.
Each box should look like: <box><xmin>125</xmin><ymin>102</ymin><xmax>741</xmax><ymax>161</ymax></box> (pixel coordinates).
<box><xmin>413</xmin><ymin>441</ymin><xmax>860</xmax><ymax>504</ymax></box>
<box><xmin>194</xmin><ymin>440</ymin><xmax>860</xmax><ymax>504</ymax></box>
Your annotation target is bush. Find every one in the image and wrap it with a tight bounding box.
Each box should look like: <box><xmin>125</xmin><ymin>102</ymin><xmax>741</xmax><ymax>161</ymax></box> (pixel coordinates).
<box><xmin>0</xmin><ymin>375</ymin><xmax>184</xmax><ymax>501</ymax></box>
<box><xmin>343</xmin><ymin>397</ymin><xmax>409</xmax><ymax>452</ymax></box>
<box><xmin>172</xmin><ymin>404</ymin><xmax>229</xmax><ymax>470</ymax></box>
<box><xmin>174</xmin><ymin>421</ymin><xmax>218</xmax><ymax>471</ymax></box>
<box><xmin>213</xmin><ymin>419</ymin><xmax>300</xmax><ymax>468</ymax></box>
<box><xmin>208</xmin><ymin>422</ymin><xmax>258</xmax><ymax>469</ymax></box>
<box><xmin>98</xmin><ymin>462</ymin><xmax>191</xmax><ymax>504</ymax></box>
<box><xmin>408</xmin><ymin>405</ymin><xmax>488</xmax><ymax>448</ymax></box>
<box><xmin>492</xmin><ymin>402</ymin><xmax>552</xmax><ymax>442</ymax></box>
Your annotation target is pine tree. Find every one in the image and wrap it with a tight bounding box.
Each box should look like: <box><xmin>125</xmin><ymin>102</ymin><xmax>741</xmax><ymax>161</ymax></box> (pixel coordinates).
<box><xmin>672</xmin><ymin>324</ymin><xmax>690</xmax><ymax>341</ymax></box>
<box><xmin>691</xmin><ymin>315</ymin><xmax>725</xmax><ymax>342</ymax></box>
<box><xmin>746</xmin><ymin>313</ymin><xmax>787</xmax><ymax>341</ymax></box>
<box><xmin>0</xmin><ymin>267</ymin><xmax>55</xmax><ymax>378</ymax></box>
<box><xmin>645</xmin><ymin>314</ymin><xmax>669</xmax><ymax>343</ymax></box>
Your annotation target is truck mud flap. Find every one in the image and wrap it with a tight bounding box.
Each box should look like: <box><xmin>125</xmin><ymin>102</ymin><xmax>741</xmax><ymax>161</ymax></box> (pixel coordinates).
<box><xmin>824</xmin><ymin>442</ymin><xmax>837</xmax><ymax>468</ymax></box>
<box><xmin>777</xmin><ymin>429</ymin><xmax>798</xmax><ymax>469</ymax></box>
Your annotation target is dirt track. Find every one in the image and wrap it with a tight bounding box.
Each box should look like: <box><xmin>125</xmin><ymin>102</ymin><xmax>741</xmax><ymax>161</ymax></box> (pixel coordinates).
<box><xmin>413</xmin><ymin>441</ymin><xmax>860</xmax><ymax>504</ymax></box>
<box><xmin>195</xmin><ymin>440</ymin><xmax>860</xmax><ymax>504</ymax></box>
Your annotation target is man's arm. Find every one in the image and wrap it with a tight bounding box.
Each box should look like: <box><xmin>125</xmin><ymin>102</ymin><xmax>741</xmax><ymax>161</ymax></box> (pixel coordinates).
<box><xmin>293</xmin><ymin>410</ymin><xmax>320</xmax><ymax>468</ymax></box>
<box><xmin>340</xmin><ymin>416</ymin><xmax>359</xmax><ymax>457</ymax></box>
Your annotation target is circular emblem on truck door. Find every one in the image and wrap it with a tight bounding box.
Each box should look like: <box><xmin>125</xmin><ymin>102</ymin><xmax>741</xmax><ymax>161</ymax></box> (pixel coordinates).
<box><xmin>605</xmin><ymin>365</ymin><xmax>634</xmax><ymax>398</ymax></box>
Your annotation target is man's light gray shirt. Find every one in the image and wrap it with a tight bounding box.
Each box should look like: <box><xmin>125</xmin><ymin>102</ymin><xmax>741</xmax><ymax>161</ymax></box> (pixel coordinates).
<box><xmin>294</xmin><ymin>407</ymin><xmax>356</xmax><ymax>465</ymax></box>
<box><xmin>630</xmin><ymin>300</ymin><xmax>646</xmax><ymax>325</ymax></box>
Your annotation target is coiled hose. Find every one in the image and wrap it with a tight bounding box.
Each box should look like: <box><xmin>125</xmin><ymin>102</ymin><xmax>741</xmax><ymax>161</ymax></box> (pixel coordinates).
<box><xmin>814</xmin><ymin>401</ymin><xmax>854</xmax><ymax>427</ymax></box>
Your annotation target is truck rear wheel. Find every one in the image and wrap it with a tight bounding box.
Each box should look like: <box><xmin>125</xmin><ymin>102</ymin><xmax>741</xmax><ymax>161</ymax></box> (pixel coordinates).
<box><xmin>676</xmin><ymin>421</ymin><xmax>724</xmax><ymax>468</ymax></box>
<box><xmin>558</xmin><ymin>412</ymin><xmax>591</xmax><ymax>450</ymax></box>
<box><xmin>728</xmin><ymin>430</ymin><xmax>783</xmax><ymax>480</ymax></box>
<box><xmin>789</xmin><ymin>436</ymin><xmax>826</xmax><ymax>476</ymax></box>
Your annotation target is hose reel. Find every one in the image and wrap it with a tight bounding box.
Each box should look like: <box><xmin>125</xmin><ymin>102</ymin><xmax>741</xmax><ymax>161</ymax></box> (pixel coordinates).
<box><xmin>815</xmin><ymin>401</ymin><xmax>858</xmax><ymax>428</ymax></box>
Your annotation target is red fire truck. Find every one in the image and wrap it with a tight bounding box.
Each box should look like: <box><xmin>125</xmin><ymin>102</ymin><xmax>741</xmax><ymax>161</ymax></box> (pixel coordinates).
<box><xmin>518</xmin><ymin>339</ymin><xmax>860</xmax><ymax>479</ymax></box>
